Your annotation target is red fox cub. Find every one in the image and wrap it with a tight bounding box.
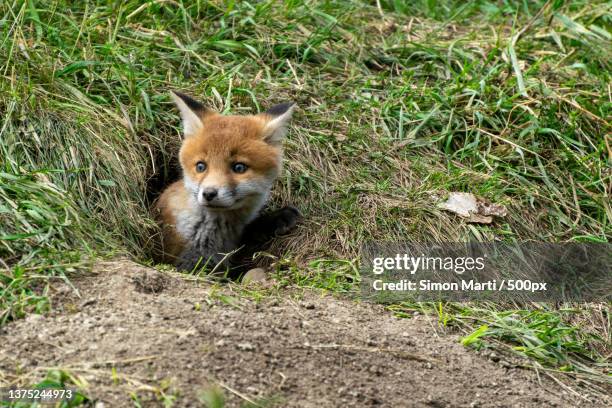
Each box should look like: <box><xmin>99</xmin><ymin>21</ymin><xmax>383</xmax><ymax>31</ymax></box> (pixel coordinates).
<box><xmin>154</xmin><ymin>92</ymin><xmax>300</xmax><ymax>278</ymax></box>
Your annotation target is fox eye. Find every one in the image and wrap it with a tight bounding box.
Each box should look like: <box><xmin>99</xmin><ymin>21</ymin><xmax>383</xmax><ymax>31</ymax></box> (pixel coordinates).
<box><xmin>232</xmin><ymin>162</ymin><xmax>248</xmax><ymax>173</ymax></box>
<box><xmin>195</xmin><ymin>161</ymin><xmax>207</xmax><ymax>173</ymax></box>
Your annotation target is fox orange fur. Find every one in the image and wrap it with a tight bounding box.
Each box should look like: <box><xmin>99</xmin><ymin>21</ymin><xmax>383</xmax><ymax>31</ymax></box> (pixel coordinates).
<box><xmin>153</xmin><ymin>92</ymin><xmax>299</xmax><ymax>277</ymax></box>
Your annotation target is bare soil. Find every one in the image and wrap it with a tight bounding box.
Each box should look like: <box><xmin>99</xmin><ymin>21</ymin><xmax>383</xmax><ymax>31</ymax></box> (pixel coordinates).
<box><xmin>0</xmin><ymin>260</ymin><xmax>606</xmax><ymax>407</ymax></box>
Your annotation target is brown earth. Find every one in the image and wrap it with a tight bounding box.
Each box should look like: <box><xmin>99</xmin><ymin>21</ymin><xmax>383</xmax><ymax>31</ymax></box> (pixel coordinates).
<box><xmin>0</xmin><ymin>260</ymin><xmax>607</xmax><ymax>407</ymax></box>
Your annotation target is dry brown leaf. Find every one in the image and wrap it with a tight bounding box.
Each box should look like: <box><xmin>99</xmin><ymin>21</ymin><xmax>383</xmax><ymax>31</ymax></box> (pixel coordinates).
<box><xmin>477</xmin><ymin>200</ymin><xmax>508</xmax><ymax>218</ymax></box>
<box><xmin>438</xmin><ymin>192</ymin><xmax>507</xmax><ymax>224</ymax></box>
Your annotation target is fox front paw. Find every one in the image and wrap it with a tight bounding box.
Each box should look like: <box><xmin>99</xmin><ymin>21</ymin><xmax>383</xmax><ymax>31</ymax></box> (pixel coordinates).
<box><xmin>273</xmin><ymin>206</ymin><xmax>301</xmax><ymax>235</ymax></box>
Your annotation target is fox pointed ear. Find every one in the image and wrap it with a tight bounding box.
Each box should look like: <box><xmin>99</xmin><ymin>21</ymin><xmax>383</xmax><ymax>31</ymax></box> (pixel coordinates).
<box><xmin>261</xmin><ymin>102</ymin><xmax>296</xmax><ymax>146</ymax></box>
<box><xmin>170</xmin><ymin>91</ymin><xmax>210</xmax><ymax>137</ymax></box>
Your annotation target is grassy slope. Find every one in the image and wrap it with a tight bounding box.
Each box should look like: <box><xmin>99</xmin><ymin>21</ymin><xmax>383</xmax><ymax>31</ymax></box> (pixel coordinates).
<box><xmin>0</xmin><ymin>0</ymin><xmax>610</xmax><ymax>394</ymax></box>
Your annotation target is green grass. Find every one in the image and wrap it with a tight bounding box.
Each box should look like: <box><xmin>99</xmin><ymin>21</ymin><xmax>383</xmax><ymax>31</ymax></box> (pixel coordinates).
<box><xmin>4</xmin><ymin>369</ymin><xmax>91</xmax><ymax>407</ymax></box>
<box><xmin>389</xmin><ymin>302</ymin><xmax>610</xmax><ymax>386</ymax></box>
<box><xmin>0</xmin><ymin>0</ymin><xmax>610</xmax><ymax>397</ymax></box>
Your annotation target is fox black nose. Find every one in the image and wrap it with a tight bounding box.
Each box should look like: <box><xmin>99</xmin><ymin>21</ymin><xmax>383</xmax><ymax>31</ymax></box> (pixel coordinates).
<box><xmin>202</xmin><ymin>189</ymin><xmax>218</xmax><ymax>201</ymax></box>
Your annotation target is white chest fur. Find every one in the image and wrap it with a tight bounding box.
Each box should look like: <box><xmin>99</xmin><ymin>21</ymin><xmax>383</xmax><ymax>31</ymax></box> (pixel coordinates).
<box><xmin>173</xmin><ymin>195</ymin><xmax>262</xmax><ymax>254</ymax></box>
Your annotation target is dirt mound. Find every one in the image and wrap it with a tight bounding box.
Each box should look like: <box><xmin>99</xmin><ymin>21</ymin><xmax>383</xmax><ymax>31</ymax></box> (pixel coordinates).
<box><xmin>0</xmin><ymin>260</ymin><xmax>604</xmax><ymax>407</ymax></box>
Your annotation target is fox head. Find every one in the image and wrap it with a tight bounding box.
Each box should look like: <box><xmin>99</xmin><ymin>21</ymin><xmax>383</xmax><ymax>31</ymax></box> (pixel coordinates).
<box><xmin>171</xmin><ymin>91</ymin><xmax>295</xmax><ymax>214</ymax></box>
